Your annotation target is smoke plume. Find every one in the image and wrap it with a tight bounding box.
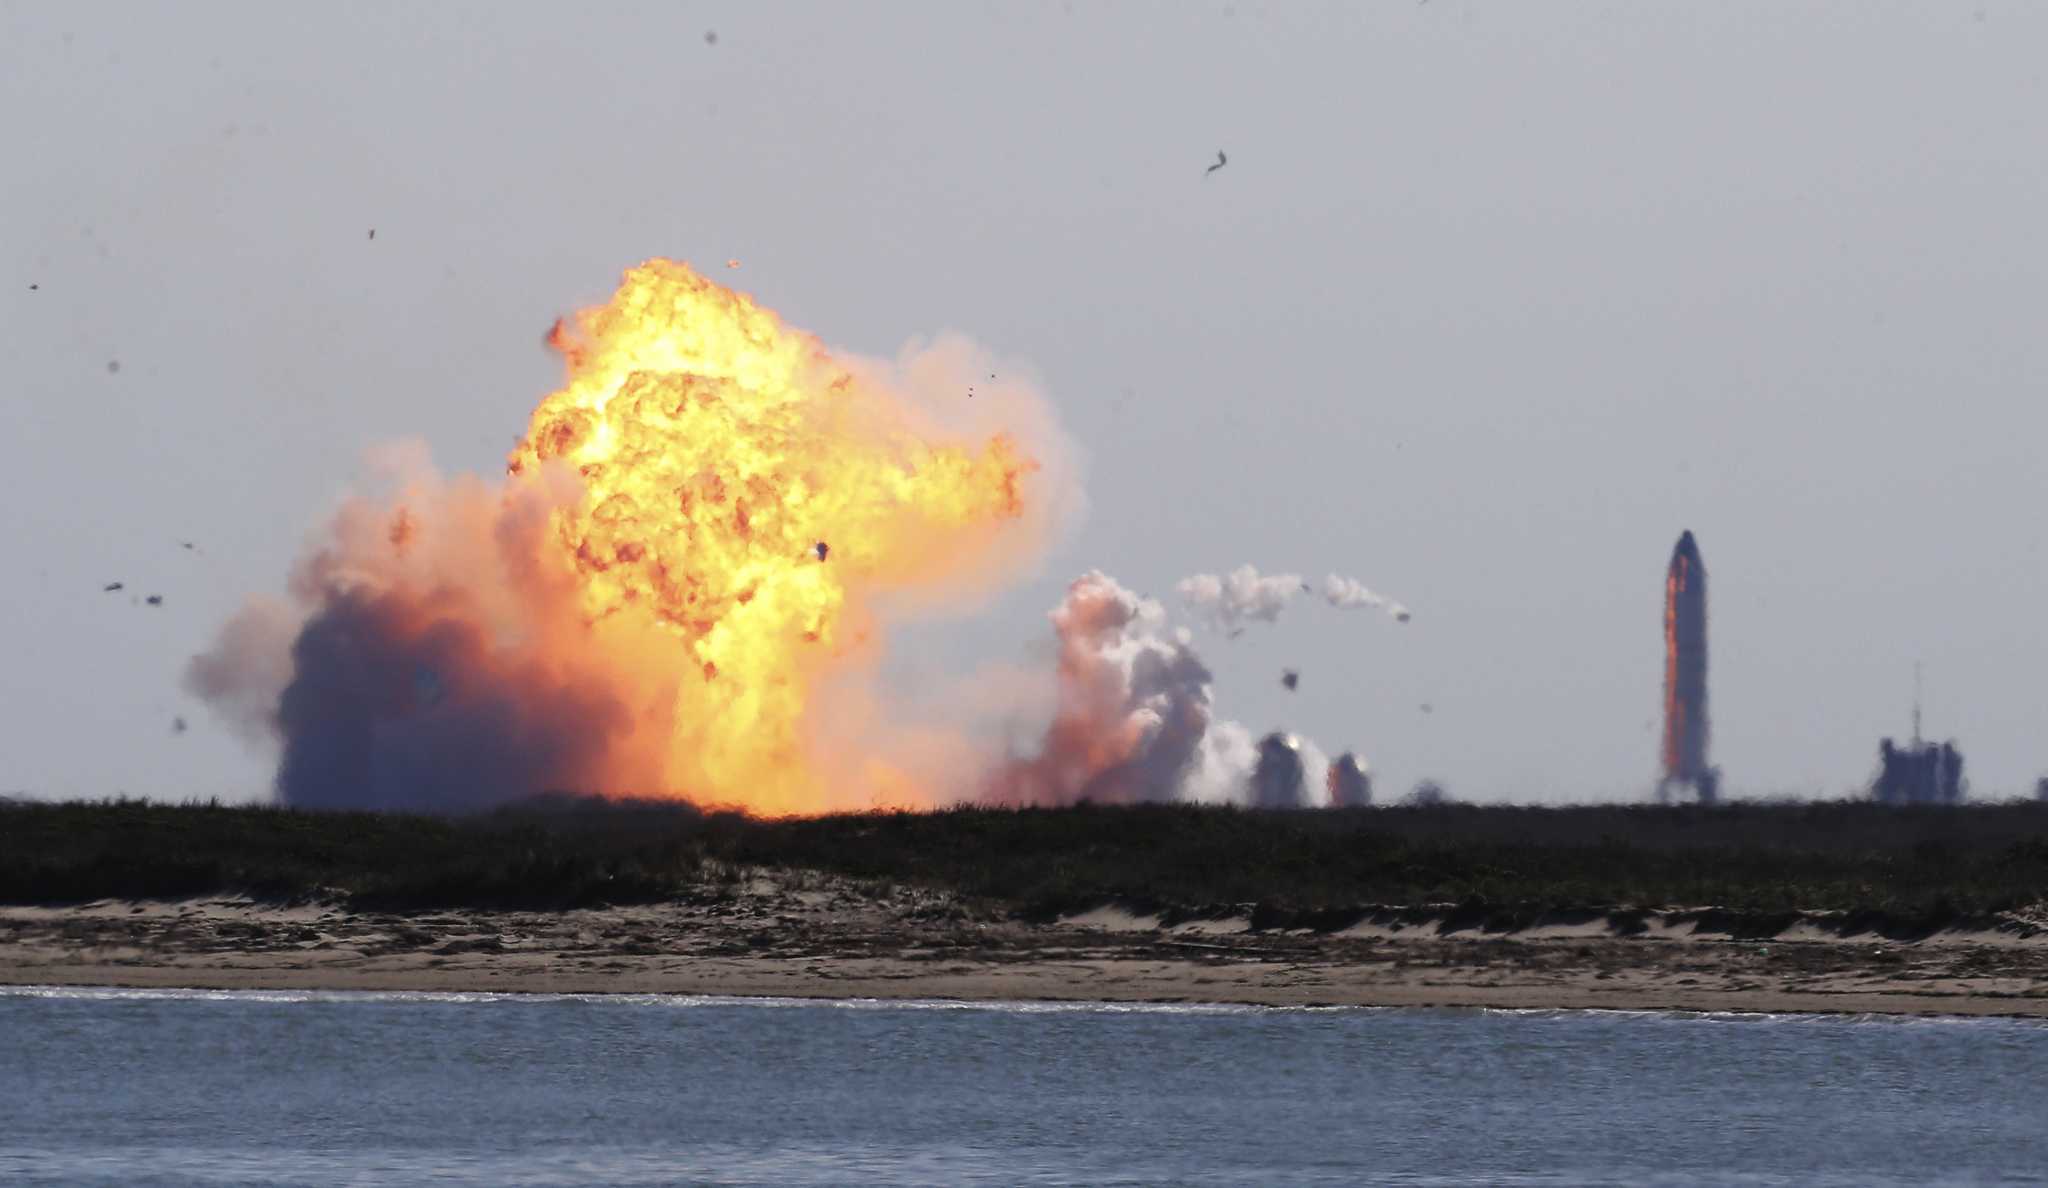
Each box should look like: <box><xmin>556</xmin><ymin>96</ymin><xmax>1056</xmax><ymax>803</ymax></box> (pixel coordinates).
<box><xmin>1321</xmin><ymin>574</ymin><xmax>1412</xmax><ymax>623</ymax></box>
<box><xmin>1178</xmin><ymin>564</ymin><xmax>1411</xmax><ymax>633</ymax></box>
<box><xmin>987</xmin><ymin>571</ymin><xmax>1344</xmax><ymax>808</ymax></box>
<box><xmin>1175</xmin><ymin>565</ymin><xmax>1305</xmax><ymax>634</ymax></box>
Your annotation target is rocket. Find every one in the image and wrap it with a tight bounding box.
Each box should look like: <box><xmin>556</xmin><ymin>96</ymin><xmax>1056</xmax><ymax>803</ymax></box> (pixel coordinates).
<box><xmin>1660</xmin><ymin>530</ymin><xmax>1718</xmax><ymax>804</ymax></box>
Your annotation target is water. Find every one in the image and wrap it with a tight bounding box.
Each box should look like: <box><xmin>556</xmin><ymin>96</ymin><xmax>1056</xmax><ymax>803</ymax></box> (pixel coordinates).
<box><xmin>3</xmin><ymin>987</ymin><xmax>2045</xmax><ymax>1186</ymax></box>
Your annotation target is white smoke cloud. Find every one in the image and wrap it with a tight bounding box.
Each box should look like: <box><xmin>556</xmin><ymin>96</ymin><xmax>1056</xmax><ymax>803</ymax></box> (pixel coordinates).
<box><xmin>1322</xmin><ymin>574</ymin><xmax>1412</xmax><ymax>623</ymax></box>
<box><xmin>1175</xmin><ymin>565</ymin><xmax>1304</xmax><ymax>635</ymax></box>
<box><xmin>1177</xmin><ymin>564</ymin><xmax>1412</xmax><ymax>632</ymax></box>
<box><xmin>987</xmin><ymin>571</ymin><xmax>1295</xmax><ymax>806</ymax></box>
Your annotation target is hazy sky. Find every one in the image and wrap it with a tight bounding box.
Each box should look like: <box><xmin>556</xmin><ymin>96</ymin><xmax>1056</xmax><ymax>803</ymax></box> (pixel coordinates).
<box><xmin>5</xmin><ymin>2</ymin><xmax>2046</xmax><ymax>805</ymax></box>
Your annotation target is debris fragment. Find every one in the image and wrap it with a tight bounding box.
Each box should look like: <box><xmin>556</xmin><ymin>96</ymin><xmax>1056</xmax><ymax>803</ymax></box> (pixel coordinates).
<box><xmin>106</xmin><ymin>360</ymin><xmax>120</xmax><ymax>374</ymax></box>
<box><xmin>814</xmin><ymin>541</ymin><xmax>829</xmax><ymax>561</ymax></box>
<box><xmin>1205</xmin><ymin>150</ymin><xmax>1227</xmax><ymax>177</ymax></box>
<box><xmin>705</xmin><ymin>29</ymin><xmax>718</xmax><ymax>44</ymax></box>
<box><xmin>102</xmin><ymin>581</ymin><xmax>123</xmax><ymax>592</ymax></box>
<box><xmin>172</xmin><ymin>717</ymin><xmax>188</xmax><ymax>734</ymax></box>
<box><xmin>1281</xmin><ymin>669</ymin><xmax>1299</xmax><ymax>691</ymax></box>
<box><xmin>368</xmin><ymin>228</ymin><xmax>375</xmax><ymax>240</ymax></box>
<box><xmin>145</xmin><ymin>594</ymin><xmax>163</xmax><ymax>606</ymax></box>
<box><xmin>726</xmin><ymin>259</ymin><xmax>741</xmax><ymax>269</ymax></box>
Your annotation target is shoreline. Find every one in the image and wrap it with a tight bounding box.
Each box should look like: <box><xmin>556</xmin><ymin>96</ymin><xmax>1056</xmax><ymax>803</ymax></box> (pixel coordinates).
<box><xmin>7</xmin><ymin>961</ymin><xmax>2047</xmax><ymax>1019</ymax></box>
<box><xmin>6</xmin><ymin>890</ymin><xmax>2047</xmax><ymax>1020</ymax></box>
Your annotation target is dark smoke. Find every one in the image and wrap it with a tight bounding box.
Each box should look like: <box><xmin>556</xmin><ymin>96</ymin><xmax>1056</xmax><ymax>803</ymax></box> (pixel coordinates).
<box><xmin>271</xmin><ymin>587</ymin><xmax>629</xmax><ymax>811</ymax></box>
<box><xmin>1327</xmin><ymin>752</ymin><xmax>1372</xmax><ymax>807</ymax></box>
<box><xmin>186</xmin><ymin>458</ymin><xmax>658</xmax><ymax>813</ymax></box>
<box><xmin>1251</xmin><ymin>732</ymin><xmax>1308</xmax><ymax>809</ymax></box>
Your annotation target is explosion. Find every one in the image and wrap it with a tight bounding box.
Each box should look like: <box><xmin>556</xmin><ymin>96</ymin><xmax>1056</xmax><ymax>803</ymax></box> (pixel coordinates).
<box><xmin>192</xmin><ymin>261</ymin><xmax>1388</xmax><ymax>816</ymax></box>
<box><xmin>193</xmin><ymin>261</ymin><xmax>1054</xmax><ymax>815</ymax></box>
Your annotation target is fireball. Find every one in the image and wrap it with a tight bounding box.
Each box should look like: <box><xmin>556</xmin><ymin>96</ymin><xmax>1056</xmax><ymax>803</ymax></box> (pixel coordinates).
<box><xmin>501</xmin><ymin>261</ymin><xmax>1036</xmax><ymax>813</ymax></box>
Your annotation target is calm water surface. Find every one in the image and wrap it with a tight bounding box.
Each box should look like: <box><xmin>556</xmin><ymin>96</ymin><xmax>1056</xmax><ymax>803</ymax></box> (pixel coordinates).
<box><xmin>2</xmin><ymin>987</ymin><xmax>2044</xmax><ymax>1186</ymax></box>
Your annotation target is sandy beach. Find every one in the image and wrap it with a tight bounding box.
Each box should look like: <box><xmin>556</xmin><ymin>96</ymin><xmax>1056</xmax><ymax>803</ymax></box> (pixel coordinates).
<box><xmin>6</xmin><ymin>872</ymin><xmax>2048</xmax><ymax>1017</ymax></box>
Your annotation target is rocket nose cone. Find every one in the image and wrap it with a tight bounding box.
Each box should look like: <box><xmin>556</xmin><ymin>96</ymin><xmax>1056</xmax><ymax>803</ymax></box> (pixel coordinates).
<box><xmin>1678</xmin><ymin>529</ymin><xmax>1695</xmax><ymax>547</ymax></box>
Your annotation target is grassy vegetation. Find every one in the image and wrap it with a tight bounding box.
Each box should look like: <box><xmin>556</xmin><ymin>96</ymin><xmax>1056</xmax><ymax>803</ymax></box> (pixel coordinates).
<box><xmin>4</xmin><ymin>797</ymin><xmax>2048</xmax><ymax>922</ymax></box>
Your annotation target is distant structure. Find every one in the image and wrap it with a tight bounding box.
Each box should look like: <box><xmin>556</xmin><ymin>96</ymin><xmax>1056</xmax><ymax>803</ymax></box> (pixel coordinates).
<box><xmin>1327</xmin><ymin>753</ymin><xmax>1372</xmax><ymax>808</ymax></box>
<box><xmin>2035</xmin><ymin>776</ymin><xmax>2048</xmax><ymax>804</ymax></box>
<box><xmin>1873</xmin><ymin>739</ymin><xmax>1965</xmax><ymax>805</ymax></box>
<box><xmin>1659</xmin><ymin>530</ymin><xmax>1719</xmax><ymax>804</ymax></box>
<box><xmin>1251</xmin><ymin>732</ymin><xmax>1307</xmax><ymax>809</ymax></box>
<box><xmin>1872</xmin><ymin>666</ymin><xmax>1966</xmax><ymax>805</ymax></box>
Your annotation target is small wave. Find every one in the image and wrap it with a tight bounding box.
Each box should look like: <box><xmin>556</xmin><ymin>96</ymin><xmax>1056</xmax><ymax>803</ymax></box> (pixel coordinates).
<box><xmin>0</xmin><ymin>984</ymin><xmax>1325</xmax><ymax>1017</ymax></box>
<box><xmin>7</xmin><ymin>985</ymin><xmax>2042</xmax><ymax>1029</ymax></box>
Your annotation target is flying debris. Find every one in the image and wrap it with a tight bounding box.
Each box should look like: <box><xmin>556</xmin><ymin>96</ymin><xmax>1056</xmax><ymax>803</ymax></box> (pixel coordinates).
<box><xmin>1280</xmin><ymin>669</ymin><xmax>1299</xmax><ymax>691</ymax></box>
<box><xmin>172</xmin><ymin>717</ymin><xmax>188</xmax><ymax>734</ymax></box>
<box><xmin>814</xmin><ymin>541</ymin><xmax>829</xmax><ymax>561</ymax></box>
<box><xmin>145</xmin><ymin>594</ymin><xmax>163</xmax><ymax>606</ymax></box>
<box><xmin>368</xmin><ymin>229</ymin><xmax>375</xmax><ymax>240</ymax></box>
<box><xmin>705</xmin><ymin>29</ymin><xmax>718</xmax><ymax>44</ymax></box>
<box><xmin>726</xmin><ymin>259</ymin><xmax>740</xmax><ymax>269</ymax></box>
<box><xmin>28</xmin><ymin>283</ymin><xmax>37</xmax><ymax>291</ymax></box>
<box><xmin>179</xmin><ymin>541</ymin><xmax>198</xmax><ymax>552</ymax></box>
<box><xmin>102</xmin><ymin>582</ymin><xmax>124</xmax><ymax>592</ymax></box>
<box><xmin>1419</xmin><ymin>702</ymin><xmax>1433</xmax><ymax>714</ymax></box>
<box><xmin>106</xmin><ymin>360</ymin><xmax>120</xmax><ymax>374</ymax></box>
<box><xmin>1205</xmin><ymin>150</ymin><xmax>1227</xmax><ymax>177</ymax></box>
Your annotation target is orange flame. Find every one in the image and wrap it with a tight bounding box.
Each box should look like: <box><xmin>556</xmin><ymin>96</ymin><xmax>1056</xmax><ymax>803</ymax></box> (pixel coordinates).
<box><xmin>501</xmin><ymin>260</ymin><xmax>1038</xmax><ymax>813</ymax></box>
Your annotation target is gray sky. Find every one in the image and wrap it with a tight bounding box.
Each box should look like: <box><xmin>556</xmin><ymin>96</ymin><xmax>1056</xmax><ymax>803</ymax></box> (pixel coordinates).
<box><xmin>5</xmin><ymin>1</ymin><xmax>2045</xmax><ymax>805</ymax></box>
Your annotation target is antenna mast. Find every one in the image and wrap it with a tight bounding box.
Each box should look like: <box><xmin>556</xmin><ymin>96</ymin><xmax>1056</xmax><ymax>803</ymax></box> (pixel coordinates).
<box><xmin>1912</xmin><ymin>661</ymin><xmax>1923</xmax><ymax>746</ymax></box>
